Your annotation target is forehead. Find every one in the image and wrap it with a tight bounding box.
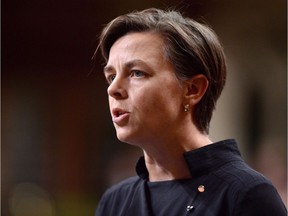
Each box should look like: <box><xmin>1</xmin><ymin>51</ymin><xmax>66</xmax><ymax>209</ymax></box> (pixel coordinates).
<box><xmin>107</xmin><ymin>32</ymin><xmax>166</xmax><ymax>64</ymax></box>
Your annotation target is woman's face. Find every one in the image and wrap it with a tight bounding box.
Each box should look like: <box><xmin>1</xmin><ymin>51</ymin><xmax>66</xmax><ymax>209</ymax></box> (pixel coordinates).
<box><xmin>104</xmin><ymin>32</ymin><xmax>187</xmax><ymax>146</ymax></box>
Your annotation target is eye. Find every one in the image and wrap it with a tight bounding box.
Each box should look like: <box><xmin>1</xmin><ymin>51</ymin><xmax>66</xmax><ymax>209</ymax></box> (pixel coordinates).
<box><xmin>132</xmin><ymin>70</ymin><xmax>145</xmax><ymax>78</ymax></box>
<box><xmin>107</xmin><ymin>74</ymin><xmax>116</xmax><ymax>84</ymax></box>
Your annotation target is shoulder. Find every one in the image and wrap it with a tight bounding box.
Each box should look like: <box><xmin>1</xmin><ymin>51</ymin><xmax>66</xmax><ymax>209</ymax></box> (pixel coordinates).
<box><xmin>102</xmin><ymin>176</ymin><xmax>141</xmax><ymax>200</ymax></box>
<box><xmin>214</xmin><ymin>159</ymin><xmax>275</xmax><ymax>197</ymax></box>
<box><xmin>214</xmin><ymin>159</ymin><xmax>269</xmax><ymax>188</ymax></box>
<box><xmin>234</xmin><ymin>181</ymin><xmax>287</xmax><ymax>216</ymax></box>
<box><xmin>214</xmin><ymin>160</ymin><xmax>286</xmax><ymax>215</ymax></box>
<box><xmin>95</xmin><ymin>176</ymin><xmax>142</xmax><ymax>216</ymax></box>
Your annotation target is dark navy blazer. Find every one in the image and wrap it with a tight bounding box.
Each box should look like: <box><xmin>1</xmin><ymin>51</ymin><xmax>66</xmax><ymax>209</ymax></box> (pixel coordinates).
<box><xmin>95</xmin><ymin>139</ymin><xmax>287</xmax><ymax>216</ymax></box>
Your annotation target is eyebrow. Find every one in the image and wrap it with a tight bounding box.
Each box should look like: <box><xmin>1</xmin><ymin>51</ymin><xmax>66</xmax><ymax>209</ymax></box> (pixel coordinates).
<box><xmin>103</xmin><ymin>59</ymin><xmax>148</xmax><ymax>74</ymax></box>
<box><xmin>103</xmin><ymin>65</ymin><xmax>114</xmax><ymax>74</ymax></box>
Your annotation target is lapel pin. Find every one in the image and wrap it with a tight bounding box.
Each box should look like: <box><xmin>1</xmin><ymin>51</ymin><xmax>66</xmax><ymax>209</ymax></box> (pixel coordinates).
<box><xmin>198</xmin><ymin>185</ymin><xmax>205</xmax><ymax>193</ymax></box>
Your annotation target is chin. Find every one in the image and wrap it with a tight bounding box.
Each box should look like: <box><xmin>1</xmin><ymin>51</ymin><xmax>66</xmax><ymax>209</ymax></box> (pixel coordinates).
<box><xmin>115</xmin><ymin>126</ymin><xmax>151</xmax><ymax>147</ymax></box>
<box><xmin>116</xmin><ymin>132</ymin><xmax>142</xmax><ymax>147</ymax></box>
<box><xmin>116</xmin><ymin>132</ymin><xmax>133</xmax><ymax>143</ymax></box>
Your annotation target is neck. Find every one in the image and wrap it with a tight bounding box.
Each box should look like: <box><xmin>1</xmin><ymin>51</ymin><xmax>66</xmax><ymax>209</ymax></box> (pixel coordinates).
<box><xmin>142</xmin><ymin>130</ymin><xmax>212</xmax><ymax>182</ymax></box>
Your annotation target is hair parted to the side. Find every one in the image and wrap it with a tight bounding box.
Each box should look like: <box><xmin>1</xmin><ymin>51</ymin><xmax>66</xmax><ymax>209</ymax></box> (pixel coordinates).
<box><xmin>94</xmin><ymin>8</ymin><xmax>227</xmax><ymax>134</ymax></box>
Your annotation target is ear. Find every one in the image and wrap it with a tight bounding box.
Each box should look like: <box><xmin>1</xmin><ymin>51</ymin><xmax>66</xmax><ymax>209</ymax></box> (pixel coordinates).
<box><xmin>184</xmin><ymin>74</ymin><xmax>209</xmax><ymax>105</ymax></box>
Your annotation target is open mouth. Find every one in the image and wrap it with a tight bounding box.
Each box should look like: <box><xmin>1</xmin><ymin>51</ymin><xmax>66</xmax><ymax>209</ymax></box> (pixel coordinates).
<box><xmin>112</xmin><ymin>108</ymin><xmax>129</xmax><ymax>125</ymax></box>
<box><xmin>112</xmin><ymin>109</ymin><xmax>127</xmax><ymax>118</ymax></box>
<box><xmin>116</xmin><ymin>111</ymin><xmax>124</xmax><ymax>117</ymax></box>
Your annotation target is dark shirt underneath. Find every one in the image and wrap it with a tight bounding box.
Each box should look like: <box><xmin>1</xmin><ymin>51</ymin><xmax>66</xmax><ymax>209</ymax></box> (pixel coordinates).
<box><xmin>95</xmin><ymin>139</ymin><xmax>287</xmax><ymax>216</ymax></box>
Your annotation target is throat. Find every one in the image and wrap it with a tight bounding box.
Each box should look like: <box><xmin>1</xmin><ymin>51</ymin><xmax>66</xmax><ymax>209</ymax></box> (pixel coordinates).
<box><xmin>144</xmin><ymin>151</ymin><xmax>192</xmax><ymax>182</ymax></box>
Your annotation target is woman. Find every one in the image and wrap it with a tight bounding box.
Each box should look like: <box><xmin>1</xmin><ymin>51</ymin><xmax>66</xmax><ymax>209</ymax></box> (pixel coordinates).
<box><xmin>94</xmin><ymin>8</ymin><xmax>286</xmax><ymax>216</ymax></box>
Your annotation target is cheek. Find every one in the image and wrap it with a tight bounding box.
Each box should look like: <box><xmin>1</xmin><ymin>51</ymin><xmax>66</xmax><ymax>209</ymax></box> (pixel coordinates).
<box><xmin>134</xmin><ymin>86</ymin><xmax>163</xmax><ymax>108</ymax></box>
<box><xmin>132</xmin><ymin>85</ymin><xmax>182</xmax><ymax>117</ymax></box>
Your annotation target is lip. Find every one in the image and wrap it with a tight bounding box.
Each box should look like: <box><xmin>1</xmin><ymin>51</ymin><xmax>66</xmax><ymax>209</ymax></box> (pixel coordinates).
<box><xmin>111</xmin><ymin>108</ymin><xmax>130</xmax><ymax>125</ymax></box>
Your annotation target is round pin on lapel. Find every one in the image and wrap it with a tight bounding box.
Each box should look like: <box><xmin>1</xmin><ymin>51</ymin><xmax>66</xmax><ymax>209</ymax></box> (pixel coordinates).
<box><xmin>198</xmin><ymin>185</ymin><xmax>205</xmax><ymax>193</ymax></box>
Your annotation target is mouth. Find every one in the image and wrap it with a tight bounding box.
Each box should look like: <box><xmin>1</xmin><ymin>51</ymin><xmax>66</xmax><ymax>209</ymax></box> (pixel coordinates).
<box><xmin>112</xmin><ymin>108</ymin><xmax>128</xmax><ymax>118</ymax></box>
<box><xmin>111</xmin><ymin>108</ymin><xmax>130</xmax><ymax>125</ymax></box>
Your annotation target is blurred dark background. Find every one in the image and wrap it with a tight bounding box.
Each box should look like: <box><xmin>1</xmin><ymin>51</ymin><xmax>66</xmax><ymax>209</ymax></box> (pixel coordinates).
<box><xmin>2</xmin><ymin>0</ymin><xmax>286</xmax><ymax>215</ymax></box>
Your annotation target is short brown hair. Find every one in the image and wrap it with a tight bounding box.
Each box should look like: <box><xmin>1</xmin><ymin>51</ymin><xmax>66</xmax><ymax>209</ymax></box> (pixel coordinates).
<box><xmin>95</xmin><ymin>8</ymin><xmax>227</xmax><ymax>133</ymax></box>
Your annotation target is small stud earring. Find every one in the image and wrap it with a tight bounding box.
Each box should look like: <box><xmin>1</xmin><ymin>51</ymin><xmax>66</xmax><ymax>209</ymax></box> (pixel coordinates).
<box><xmin>184</xmin><ymin>104</ymin><xmax>190</xmax><ymax>112</ymax></box>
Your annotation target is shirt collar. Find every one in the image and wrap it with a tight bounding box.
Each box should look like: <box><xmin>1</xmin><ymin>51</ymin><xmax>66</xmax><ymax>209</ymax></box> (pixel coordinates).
<box><xmin>136</xmin><ymin>139</ymin><xmax>242</xmax><ymax>179</ymax></box>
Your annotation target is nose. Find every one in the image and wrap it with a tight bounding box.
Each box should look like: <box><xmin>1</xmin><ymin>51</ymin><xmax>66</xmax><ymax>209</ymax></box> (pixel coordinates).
<box><xmin>107</xmin><ymin>77</ymin><xmax>128</xmax><ymax>99</ymax></box>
